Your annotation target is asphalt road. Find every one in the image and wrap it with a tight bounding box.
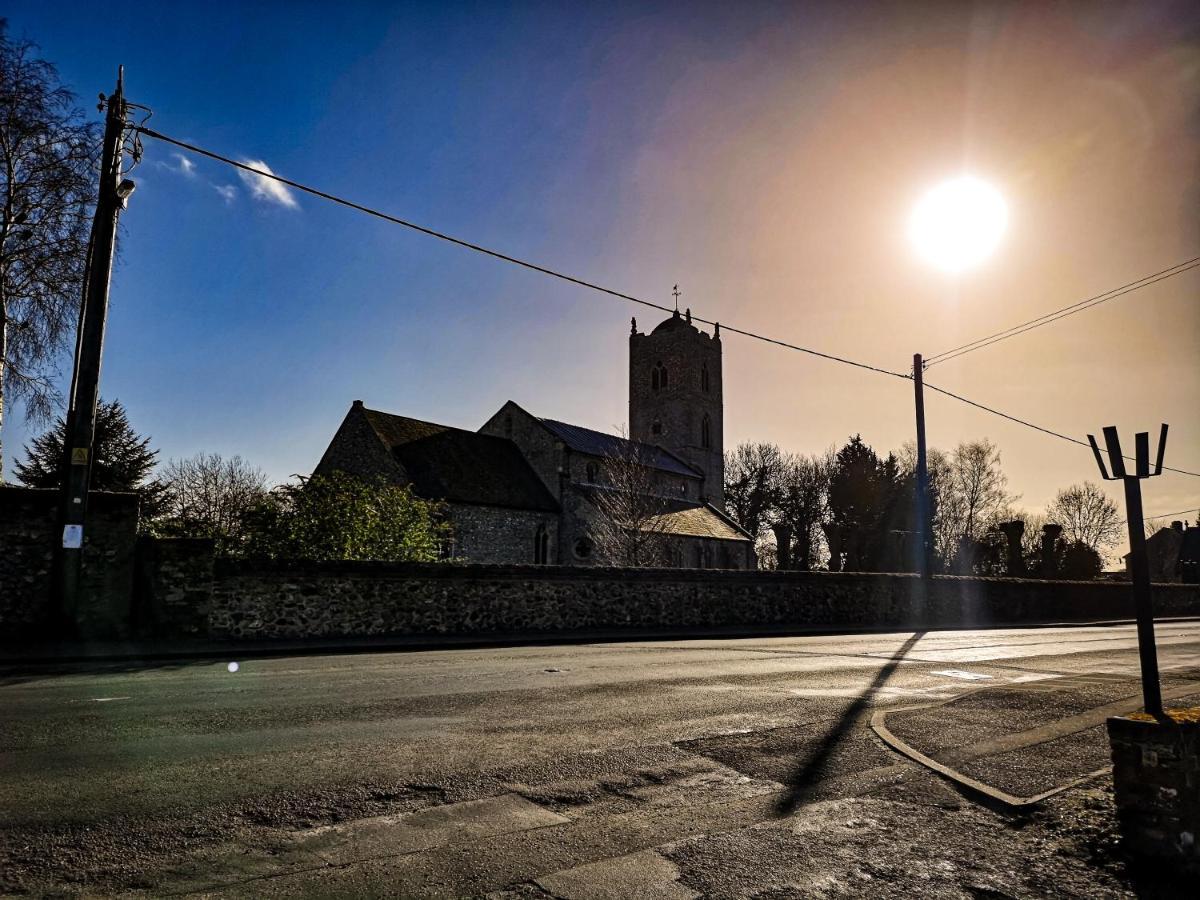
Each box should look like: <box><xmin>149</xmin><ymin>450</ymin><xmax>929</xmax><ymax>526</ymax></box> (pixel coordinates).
<box><xmin>3</xmin><ymin>621</ymin><xmax>1199</xmax><ymax>897</ymax></box>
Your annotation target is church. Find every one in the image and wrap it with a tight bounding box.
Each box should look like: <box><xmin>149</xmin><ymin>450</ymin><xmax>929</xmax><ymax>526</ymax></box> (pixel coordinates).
<box><xmin>314</xmin><ymin>310</ymin><xmax>756</xmax><ymax>568</ymax></box>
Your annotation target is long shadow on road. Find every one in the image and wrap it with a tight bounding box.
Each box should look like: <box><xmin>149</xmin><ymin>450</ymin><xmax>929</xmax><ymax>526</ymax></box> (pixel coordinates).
<box><xmin>773</xmin><ymin>629</ymin><xmax>926</xmax><ymax>816</ymax></box>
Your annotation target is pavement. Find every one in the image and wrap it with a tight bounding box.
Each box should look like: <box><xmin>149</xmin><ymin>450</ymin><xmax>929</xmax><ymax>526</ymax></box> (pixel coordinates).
<box><xmin>2</xmin><ymin>621</ymin><xmax>1199</xmax><ymax>897</ymax></box>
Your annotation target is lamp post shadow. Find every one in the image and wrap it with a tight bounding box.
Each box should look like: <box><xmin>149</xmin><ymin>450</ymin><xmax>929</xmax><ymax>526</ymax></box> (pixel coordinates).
<box><xmin>773</xmin><ymin>629</ymin><xmax>926</xmax><ymax>817</ymax></box>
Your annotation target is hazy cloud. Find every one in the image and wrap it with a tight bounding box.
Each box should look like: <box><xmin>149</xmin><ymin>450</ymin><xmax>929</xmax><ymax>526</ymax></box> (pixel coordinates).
<box><xmin>236</xmin><ymin>159</ymin><xmax>298</xmax><ymax>209</ymax></box>
<box><xmin>213</xmin><ymin>184</ymin><xmax>237</xmax><ymax>204</ymax></box>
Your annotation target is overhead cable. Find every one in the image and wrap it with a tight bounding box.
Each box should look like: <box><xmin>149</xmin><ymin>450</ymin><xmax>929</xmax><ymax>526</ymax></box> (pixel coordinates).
<box><xmin>134</xmin><ymin>126</ymin><xmax>908</xmax><ymax>381</ymax></box>
<box><xmin>924</xmin><ymin>256</ymin><xmax>1200</xmax><ymax>368</ymax></box>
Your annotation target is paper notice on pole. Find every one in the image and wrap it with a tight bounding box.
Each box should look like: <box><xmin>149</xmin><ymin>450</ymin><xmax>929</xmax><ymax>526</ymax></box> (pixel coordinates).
<box><xmin>62</xmin><ymin>524</ymin><xmax>83</xmax><ymax>549</ymax></box>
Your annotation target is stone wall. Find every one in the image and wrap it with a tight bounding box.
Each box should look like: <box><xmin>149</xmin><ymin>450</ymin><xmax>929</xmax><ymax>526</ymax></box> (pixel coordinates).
<box><xmin>447</xmin><ymin>503</ymin><xmax>559</xmax><ymax>566</ymax></box>
<box><xmin>205</xmin><ymin>560</ymin><xmax>1200</xmax><ymax>641</ymax></box>
<box><xmin>0</xmin><ymin>486</ymin><xmax>139</xmax><ymax>638</ymax></box>
<box><xmin>1107</xmin><ymin>711</ymin><xmax>1199</xmax><ymax>870</ymax></box>
<box><xmin>132</xmin><ymin>536</ymin><xmax>216</xmax><ymax>636</ymax></box>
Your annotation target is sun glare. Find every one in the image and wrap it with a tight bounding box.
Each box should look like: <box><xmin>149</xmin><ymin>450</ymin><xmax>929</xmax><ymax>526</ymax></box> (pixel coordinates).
<box><xmin>909</xmin><ymin>176</ymin><xmax>1008</xmax><ymax>274</ymax></box>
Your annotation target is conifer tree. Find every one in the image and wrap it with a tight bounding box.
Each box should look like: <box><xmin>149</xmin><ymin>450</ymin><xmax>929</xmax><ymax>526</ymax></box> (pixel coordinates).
<box><xmin>14</xmin><ymin>399</ymin><xmax>167</xmax><ymax>518</ymax></box>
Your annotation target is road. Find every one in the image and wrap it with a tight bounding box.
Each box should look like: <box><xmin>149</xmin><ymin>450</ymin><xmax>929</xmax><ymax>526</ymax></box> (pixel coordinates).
<box><xmin>2</xmin><ymin>621</ymin><xmax>1198</xmax><ymax>897</ymax></box>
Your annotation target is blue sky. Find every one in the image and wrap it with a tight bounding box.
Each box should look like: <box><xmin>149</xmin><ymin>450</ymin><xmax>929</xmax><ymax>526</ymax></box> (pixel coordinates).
<box><xmin>3</xmin><ymin>1</ymin><xmax>1198</xmax><ymax>524</ymax></box>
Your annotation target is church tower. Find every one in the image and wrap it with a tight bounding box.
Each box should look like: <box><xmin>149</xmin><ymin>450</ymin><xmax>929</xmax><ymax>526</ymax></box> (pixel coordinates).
<box><xmin>629</xmin><ymin>308</ymin><xmax>724</xmax><ymax>507</ymax></box>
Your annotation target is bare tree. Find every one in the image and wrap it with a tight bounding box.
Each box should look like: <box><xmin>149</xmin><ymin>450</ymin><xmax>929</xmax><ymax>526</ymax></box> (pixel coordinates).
<box><xmin>0</xmin><ymin>23</ymin><xmax>99</xmax><ymax>477</ymax></box>
<box><xmin>1046</xmin><ymin>482</ymin><xmax>1122</xmax><ymax>554</ymax></box>
<box><xmin>587</xmin><ymin>436</ymin><xmax>675</xmax><ymax>567</ymax></box>
<box><xmin>937</xmin><ymin>439</ymin><xmax>1015</xmax><ymax>571</ymax></box>
<box><xmin>774</xmin><ymin>450</ymin><xmax>833</xmax><ymax>570</ymax></box>
<box><xmin>723</xmin><ymin>442</ymin><xmax>784</xmax><ymax>540</ymax></box>
<box><xmin>158</xmin><ymin>453</ymin><xmax>268</xmax><ymax>554</ymax></box>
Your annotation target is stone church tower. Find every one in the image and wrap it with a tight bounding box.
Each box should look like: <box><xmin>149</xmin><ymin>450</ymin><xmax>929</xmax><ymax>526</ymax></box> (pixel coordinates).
<box><xmin>629</xmin><ymin>309</ymin><xmax>725</xmax><ymax>506</ymax></box>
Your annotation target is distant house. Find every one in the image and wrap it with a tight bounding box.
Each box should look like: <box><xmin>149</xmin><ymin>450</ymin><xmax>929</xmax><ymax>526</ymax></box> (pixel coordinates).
<box><xmin>1124</xmin><ymin>521</ymin><xmax>1200</xmax><ymax>584</ymax></box>
<box><xmin>314</xmin><ymin>312</ymin><xmax>756</xmax><ymax>569</ymax></box>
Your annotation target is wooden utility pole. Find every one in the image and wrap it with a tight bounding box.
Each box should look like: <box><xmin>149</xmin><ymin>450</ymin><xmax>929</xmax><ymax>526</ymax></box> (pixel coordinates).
<box><xmin>53</xmin><ymin>68</ymin><xmax>131</xmax><ymax>630</ymax></box>
<box><xmin>912</xmin><ymin>353</ymin><xmax>934</xmax><ymax>578</ymax></box>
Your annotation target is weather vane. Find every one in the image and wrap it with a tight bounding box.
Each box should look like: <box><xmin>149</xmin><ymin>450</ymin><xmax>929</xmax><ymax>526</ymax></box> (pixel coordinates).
<box><xmin>672</xmin><ymin>284</ymin><xmax>681</xmax><ymax>312</ymax></box>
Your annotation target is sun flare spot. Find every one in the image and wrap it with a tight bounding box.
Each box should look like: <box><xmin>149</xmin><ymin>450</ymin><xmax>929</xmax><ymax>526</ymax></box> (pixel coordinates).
<box><xmin>909</xmin><ymin>176</ymin><xmax>1008</xmax><ymax>274</ymax></box>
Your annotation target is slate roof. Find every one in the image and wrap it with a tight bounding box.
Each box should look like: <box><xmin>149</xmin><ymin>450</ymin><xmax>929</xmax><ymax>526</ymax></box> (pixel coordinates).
<box><xmin>361</xmin><ymin>408</ymin><xmax>559</xmax><ymax>512</ymax></box>
<box><xmin>539</xmin><ymin>418</ymin><xmax>701</xmax><ymax>479</ymax></box>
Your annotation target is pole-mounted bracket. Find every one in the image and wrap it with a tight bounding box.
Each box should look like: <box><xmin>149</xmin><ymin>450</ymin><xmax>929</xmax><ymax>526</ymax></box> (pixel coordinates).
<box><xmin>1087</xmin><ymin>423</ymin><xmax>1167</xmax><ymax>481</ymax></box>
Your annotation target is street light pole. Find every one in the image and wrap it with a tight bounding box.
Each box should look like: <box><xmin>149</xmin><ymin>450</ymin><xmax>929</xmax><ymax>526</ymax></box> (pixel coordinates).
<box><xmin>52</xmin><ymin>68</ymin><xmax>131</xmax><ymax>631</ymax></box>
<box><xmin>912</xmin><ymin>353</ymin><xmax>934</xmax><ymax>579</ymax></box>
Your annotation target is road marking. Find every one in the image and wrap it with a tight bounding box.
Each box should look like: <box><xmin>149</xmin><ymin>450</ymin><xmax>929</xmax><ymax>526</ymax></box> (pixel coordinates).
<box><xmin>293</xmin><ymin>793</ymin><xmax>568</xmax><ymax>862</ymax></box>
<box><xmin>68</xmin><ymin>696</ymin><xmax>131</xmax><ymax>703</ymax></box>
<box><xmin>932</xmin><ymin>670</ymin><xmax>993</xmax><ymax>680</ymax></box>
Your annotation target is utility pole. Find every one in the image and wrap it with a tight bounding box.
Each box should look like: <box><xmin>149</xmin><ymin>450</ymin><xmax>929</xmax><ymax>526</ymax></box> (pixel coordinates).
<box><xmin>1089</xmin><ymin>424</ymin><xmax>1168</xmax><ymax>718</ymax></box>
<box><xmin>53</xmin><ymin>68</ymin><xmax>133</xmax><ymax>631</ymax></box>
<box><xmin>912</xmin><ymin>353</ymin><xmax>934</xmax><ymax>579</ymax></box>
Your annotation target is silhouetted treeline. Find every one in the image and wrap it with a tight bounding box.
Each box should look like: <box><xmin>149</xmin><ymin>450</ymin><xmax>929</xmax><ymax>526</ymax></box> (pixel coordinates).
<box><xmin>725</xmin><ymin>435</ymin><xmax>1118</xmax><ymax>579</ymax></box>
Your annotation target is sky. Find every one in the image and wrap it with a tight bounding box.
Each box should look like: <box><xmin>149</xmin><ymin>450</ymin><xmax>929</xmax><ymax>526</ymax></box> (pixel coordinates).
<box><xmin>3</xmin><ymin>0</ymin><xmax>1199</xmax><ymax>532</ymax></box>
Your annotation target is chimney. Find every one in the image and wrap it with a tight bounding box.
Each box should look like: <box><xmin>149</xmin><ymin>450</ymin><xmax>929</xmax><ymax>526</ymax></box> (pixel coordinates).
<box><xmin>1171</xmin><ymin>521</ymin><xmax>1183</xmax><ymax>532</ymax></box>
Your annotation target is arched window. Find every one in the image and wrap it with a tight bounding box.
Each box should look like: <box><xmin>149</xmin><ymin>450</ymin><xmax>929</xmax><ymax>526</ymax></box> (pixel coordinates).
<box><xmin>652</xmin><ymin>362</ymin><xmax>668</xmax><ymax>391</ymax></box>
<box><xmin>534</xmin><ymin>525</ymin><xmax>550</xmax><ymax>564</ymax></box>
<box><xmin>701</xmin><ymin>363</ymin><xmax>710</xmax><ymax>393</ymax></box>
<box><xmin>504</xmin><ymin>415</ymin><xmax>513</xmax><ymax>439</ymax></box>
<box><xmin>585</xmin><ymin>462</ymin><xmax>598</xmax><ymax>483</ymax></box>
<box><xmin>701</xmin><ymin>413</ymin><xmax>711</xmax><ymax>449</ymax></box>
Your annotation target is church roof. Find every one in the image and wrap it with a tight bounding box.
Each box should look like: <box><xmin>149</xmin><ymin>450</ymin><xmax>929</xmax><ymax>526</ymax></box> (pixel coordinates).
<box><xmin>651</xmin><ymin>311</ymin><xmax>699</xmax><ymax>334</ymax></box>
<box><xmin>641</xmin><ymin>504</ymin><xmax>751</xmax><ymax>541</ymax></box>
<box><xmin>539</xmin><ymin>418</ymin><xmax>701</xmax><ymax>479</ymax></box>
<box><xmin>361</xmin><ymin>408</ymin><xmax>559</xmax><ymax>512</ymax></box>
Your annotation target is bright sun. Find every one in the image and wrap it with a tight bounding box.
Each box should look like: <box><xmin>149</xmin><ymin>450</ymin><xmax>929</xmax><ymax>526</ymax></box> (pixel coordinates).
<box><xmin>909</xmin><ymin>176</ymin><xmax>1008</xmax><ymax>274</ymax></box>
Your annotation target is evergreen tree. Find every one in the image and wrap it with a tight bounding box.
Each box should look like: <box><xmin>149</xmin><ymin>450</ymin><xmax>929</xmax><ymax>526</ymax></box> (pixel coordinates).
<box><xmin>13</xmin><ymin>399</ymin><xmax>168</xmax><ymax>518</ymax></box>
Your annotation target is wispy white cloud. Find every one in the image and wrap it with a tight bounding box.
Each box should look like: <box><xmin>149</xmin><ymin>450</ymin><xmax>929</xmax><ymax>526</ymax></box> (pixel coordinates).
<box><xmin>155</xmin><ymin>152</ymin><xmax>196</xmax><ymax>178</ymax></box>
<box><xmin>213</xmin><ymin>184</ymin><xmax>237</xmax><ymax>205</ymax></box>
<box><xmin>236</xmin><ymin>159</ymin><xmax>299</xmax><ymax>210</ymax></box>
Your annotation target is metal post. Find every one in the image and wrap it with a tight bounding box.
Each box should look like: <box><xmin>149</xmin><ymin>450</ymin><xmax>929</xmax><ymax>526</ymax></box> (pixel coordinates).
<box><xmin>1121</xmin><ymin>475</ymin><xmax>1163</xmax><ymax>717</ymax></box>
<box><xmin>912</xmin><ymin>353</ymin><xmax>933</xmax><ymax>578</ymax></box>
<box><xmin>1088</xmin><ymin>423</ymin><xmax>1168</xmax><ymax>719</ymax></box>
<box><xmin>52</xmin><ymin>69</ymin><xmax>128</xmax><ymax>630</ymax></box>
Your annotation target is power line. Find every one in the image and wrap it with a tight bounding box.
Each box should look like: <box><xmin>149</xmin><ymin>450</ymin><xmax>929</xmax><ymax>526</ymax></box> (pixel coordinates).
<box><xmin>134</xmin><ymin>126</ymin><xmax>908</xmax><ymax>381</ymax></box>
<box><xmin>1129</xmin><ymin>506</ymin><xmax>1199</xmax><ymax>525</ymax></box>
<box><xmin>135</xmin><ymin>126</ymin><xmax>1199</xmax><ymax>478</ymax></box>
<box><xmin>924</xmin><ymin>256</ymin><xmax>1200</xmax><ymax>368</ymax></box>
<box><xmin>923</xmin><ymin>380</ymin><xmax>1200</xmax><ymax>478</ymax></box>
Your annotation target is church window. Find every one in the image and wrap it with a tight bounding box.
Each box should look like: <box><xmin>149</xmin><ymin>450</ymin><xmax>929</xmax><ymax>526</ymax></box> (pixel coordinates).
<box><xmin>573</xmin><ymin>536</ymin><xmax>594</xmax><ymax>560</ymax></box>
<box><xmin>701</xmin><ymin>363</ymin><xmax>710</xmax><ymax>393</ymax></box>
<box><xmin>534</xmin><ymin>525</ymin><xmax>550</xmax><ymax>564</ymax></box>
<box><xmin>652</xmin><ymin>362</ymin><xmax>668</xmax><ymax>391</ymax></box>
<box><xmin>701</xmin><ymin>413</ymin><xmax>711</xmax><ymax>449</ymax></box>
<box><xmin>651</xmin><ymin>421</ymin><xmax>663</xmax><ymax>436</ymax></box>
<box><xmin>678</xmin><ymin>481</ymin><xmax>687</xmax><ymax>496</ymax></box>
<box><xmin>586</xmin><ymin>462</ymin><xmax>598</xmax><ymax>483</ymax></box>
<box><xmin>504</xmin><ymin>415</ymin><xmax>513</xmax><ymax>439</ymax></box>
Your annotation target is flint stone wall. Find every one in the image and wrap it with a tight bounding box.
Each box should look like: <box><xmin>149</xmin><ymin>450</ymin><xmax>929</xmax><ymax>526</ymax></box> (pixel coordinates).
<box><xmin>0</xmin><ymin>486</ymin><xmax>139</xmax><ymax>638</ymax></box>
<box><xmin>1107</xmin><ymin>714</ymin><xmax>1200</xmax><ymax>870</ymax></box>
<box><xmin>207</xmin><ymin>559</ymin><xmax>1200</xmax><ymax>641</ymax></box>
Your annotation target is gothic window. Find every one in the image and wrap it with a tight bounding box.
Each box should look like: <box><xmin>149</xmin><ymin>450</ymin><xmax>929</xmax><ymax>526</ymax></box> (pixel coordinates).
<box><xmin>678</xmin><ymin>481</ymin><xmax>687</xmax><ymax>496</ymax></box>
<box><xmin>652</xmin><ymin>362</ymin><xmax>668</xmax><ymax>391</ymax></box>
<box><xmin>701</xmin><ymin>413</ymin><xmax>712</xmax><ymax>449</ymax></box>
<box><xmin>586</xmin><ymin>462</ymin><xmax>598</xmax><ymax>483</ymax></box>
<box><xmin>701</xmin><ymin>363</ymin><xmax>710</xmax><ymax>393</ymax></box>
<box><xmin>534</xmin><ymin>525</ymin><xmax>550</xmax><ymax>564</ymax></box>
<box><xmin>504</xmin><ymin>415</ymin><xmax>513</xmax><ymax>439</ymax></box>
